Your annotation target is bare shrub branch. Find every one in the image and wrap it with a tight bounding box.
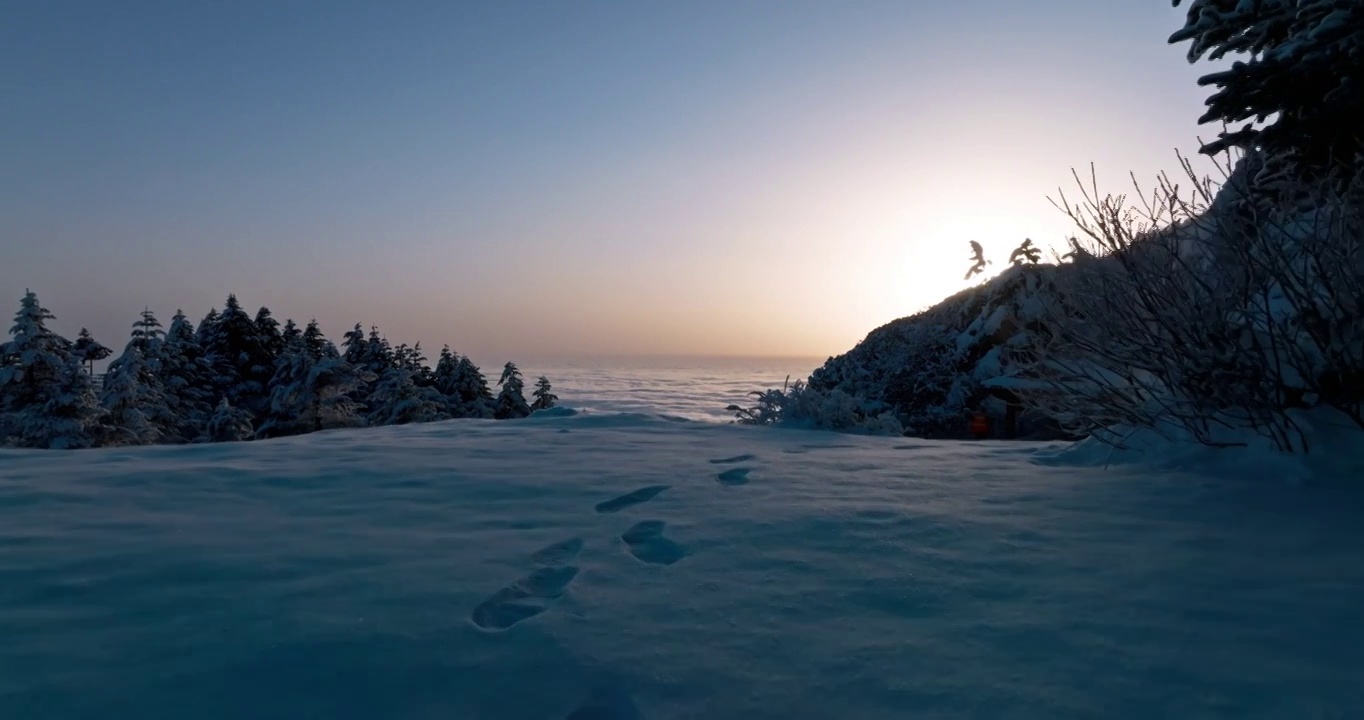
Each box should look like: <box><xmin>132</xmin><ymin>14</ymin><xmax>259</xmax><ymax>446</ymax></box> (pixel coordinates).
<box><xmin>1019</xmin><ymin>152</ymin><xmax>1363</xmax><ymax>453</ymax></box>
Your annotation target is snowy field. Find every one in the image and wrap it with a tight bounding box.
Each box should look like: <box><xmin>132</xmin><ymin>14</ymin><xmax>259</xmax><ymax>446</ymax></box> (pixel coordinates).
<box><xmin>2</xmin><ymin>412</ymin><xmax>1362</xmax><ymax>719</ymax></box>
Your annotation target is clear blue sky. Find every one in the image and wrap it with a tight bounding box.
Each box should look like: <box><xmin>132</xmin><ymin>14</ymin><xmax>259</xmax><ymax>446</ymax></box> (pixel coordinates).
<box><xmin>1</xmin><ymin>1</ymin><xmax>1220</xmax><ymax>362</ymax></box>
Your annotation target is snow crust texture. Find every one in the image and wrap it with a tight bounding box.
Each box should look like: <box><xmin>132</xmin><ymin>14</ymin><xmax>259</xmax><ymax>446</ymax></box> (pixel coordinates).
<box><xmin>1</xmin><ymin>414</ymin><xmax>1361</xmax><ymax>719</ymax></box>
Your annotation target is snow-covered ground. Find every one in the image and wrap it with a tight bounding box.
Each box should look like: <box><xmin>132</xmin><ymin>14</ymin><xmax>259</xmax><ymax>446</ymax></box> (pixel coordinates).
<box><xmin>2</xmin><ymin>412</ymin><xmax>1362</xmax><ymax>719</ymax></box>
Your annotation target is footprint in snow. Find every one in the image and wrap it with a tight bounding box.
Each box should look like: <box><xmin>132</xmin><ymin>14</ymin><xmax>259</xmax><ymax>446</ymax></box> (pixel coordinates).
<box><xmin>716</xmin><ymin>467</ymin><xmax>751</xmax><ymax>486</ymax></box>
<box><xmin>594</xmin><ymin>485</ymin><xmax>670</xmax><ymax>514</ymax></box>
<box><xmin>622</xmin><ymin>520</ymin><xmax>687</xmax><ymax>566</ymax></box>
<box><xmin>470</xmin><ymin>566</ymin><xmax>579</xmax><ymax>631</ymax></box>
<box><xmin>708</xmin><ymin>453</ymin><xmax>754</xmax><ymax>465</ymax></box>
<box><xmin>471</xmin><ymin>537</ymin><xmax>583</xmax><ymax>631</ymax></box>
<box><xmin>531</xmin><ymin>537</ymin><xmax>585</xmax><ymax>566</ymax></box>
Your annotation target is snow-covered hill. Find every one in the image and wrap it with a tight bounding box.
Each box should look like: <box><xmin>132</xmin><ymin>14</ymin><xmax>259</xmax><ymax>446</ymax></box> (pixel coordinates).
<box><xmin>808</xmin><ymin>263</ymin><xmax>1066</xmax><ymax>438</ymax></box>
<box><xmin>804</xmin><ymin>150</ymin><xmax>1361</xmax><ymax>444</ymax></box>
<box><xmin>2</xmin><ymin>412</ymin><xmax>1361</xmax><ymax>719</ymax></box>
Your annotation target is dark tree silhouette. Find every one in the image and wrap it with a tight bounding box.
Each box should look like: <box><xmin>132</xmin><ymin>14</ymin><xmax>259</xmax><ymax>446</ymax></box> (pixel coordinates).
<box><xmin>964</xmin><ymin>241</ymin><xmax>991</xmax><ymax>280</ymax></box>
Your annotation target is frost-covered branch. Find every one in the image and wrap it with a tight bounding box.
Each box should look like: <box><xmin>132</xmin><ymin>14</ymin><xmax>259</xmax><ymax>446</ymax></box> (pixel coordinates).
<box><xmin>1019</xmin><ymin>151</ymin><xmax>1363</xmax><ymax>452</ymax></box>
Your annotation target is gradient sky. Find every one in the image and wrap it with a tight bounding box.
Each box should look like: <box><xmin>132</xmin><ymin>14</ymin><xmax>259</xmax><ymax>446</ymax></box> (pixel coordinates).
<box><xmin>2</xmin><ymin>1</ymin><xmax>1224</xmax><ymax>362</ymax></box>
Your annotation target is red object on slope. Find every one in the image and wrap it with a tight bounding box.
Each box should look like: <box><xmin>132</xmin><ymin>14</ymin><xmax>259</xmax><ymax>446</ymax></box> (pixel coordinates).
<box><xmin>970</xmin><ymin>413</ymin><xmax>990</xmax><ymax>439</ymax></box>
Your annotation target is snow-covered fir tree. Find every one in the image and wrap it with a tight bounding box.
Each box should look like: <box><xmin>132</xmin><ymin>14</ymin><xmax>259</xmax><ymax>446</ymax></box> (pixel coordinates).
<box><xmin>128</xmin><ymin>308</ymin><xmax>165</xmax><ymax>356</ymax></box>
<box><xmin>431</xmin><ymin>346</ymin><xmax>464</xmax><ymax>416</ymax></box>
<box><xmin>201</xmin><ymin>295</ymin><xmax>276</xmax><ymax>417</ymax></box>
<box><xmin>302</xmin><ymin>320</ymin><xmax>337</xmax><ymax>360</ymax></box>
<box><xmin>163</xmin><ymin>310</ymin><xmax>199</xmax><ymax>353</ymax></box>
<box><xmin>72</xmin><ymin>328</ymin><xmax>111</xmax><ymax>377</ymax></box>
<box><xmin>352</xmin><ymin>325</ymin><xmax>398</xmax><ymax>412</ymax></box>
<box><xmin>342</xmin><ymin>323</ymin><xmax>367</xmax><ymax>365</ymax></box>
<box><xmin>432</xmin><ymin>346</ymin><xmax>458</xmax><ymax>393</ymax></box>
<box><xmin>206</xmin><ymin>398</ymin><xmax>254</xmax><ymax>443</ymax></box>
<box><xmin>361</xmin><ymin>326</ymin><xmax>394</xmax><ymax>375</ymax></box>
<box><xmin>366</xmin><ymin>367</ymin><xmax>448</xmax><ymax>426</ymax></box>
<box><xmin>254</xmin><ymin>306</ymin><xmax>284</xmax><ymax>360</ymax></box>
<box><xmin>100</xmin><ymin>344</ymin><xmax>174</xmax><ymax>445</ymax></box>
<box><xmin>104</xmin><ymin>309</ymin><xmax>180</xmax><ymax>441</ymax></box>
<box><xmin>453</xmin><ymin>355</ymin><xmax>495</xmax><ymax>418</ymax></box>
<box><xmin>1171</xmin><ymin>0</ymin><xmax>1364</xmax><ymax>171</ymax></box>
<box><xmin>106</xmin><ymin>308</ymin><xmax>166</xmax><ymax>382</ymax></box>
<box><xmin>159</xmin><ymin>309</ymin><xmax>216</xmax><ymax>441</ymax></box>
<box><xmin>2</xmin><ymin>291</ymin><xmax>71</xmax><ymax>415</ymax></box>
<box><xmin>281</xmin><ymin>318</ymin><xmax>302</xmax><ymax>349</ymax></box>
<box><xmin>495</xmin><ymin>362</ymin><xmax>532</xmax><ymax>419</ymax></box>
<box><xmin>13</xmin><ymin>355</ymin><xmax>106</xmax><ymax>449</ymax></box>
<box><xmin>394</xmin><ymin>342</ymin><xmax>416</xmax><ymax>370</ymax></box>
<box><xmin>412</xmin><ymin>344</ymin><xmax>434</xmax><ymax>387</ymax></box>
<box><xmin>0</xmin><ymin>291</ymin><xmax>106</xmax><ymax>448</ymax></box>
<box><xmin>394</xmin><ymin>343</ymin><xmax>433</xmax><ymax>387</ymax></box>
<box><xmin>259</xmin><ymin>349</ymin><xmax>372</xmax><ymax>437</ymax></box>
<box><xmin>195</xmin><ymin>308</ymin><xmax>219</xmax><ymax>347</ymax></box>
<box><xmin>196</xmin><ymin>305</ymin><xmax>236</xmax><ymax>398</ymax></box>
<box><xmin>341</xmin><ymin>323</ymin><xmax>386</xmax><ymax>408</ymax></box>
<box><xmin>531</xmin><ymin>375</ymin><xmax>558</xmax><ymax>411</ymax></box>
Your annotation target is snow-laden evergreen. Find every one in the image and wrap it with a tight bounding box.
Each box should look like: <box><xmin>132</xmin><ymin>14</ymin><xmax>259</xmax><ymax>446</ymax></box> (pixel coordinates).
<box><xmin>341</xmin><ymin>323</ymin><xmax>367</xmax><ymax>366</ymax></box>
<box><xmin>1</xmin><ymin>291</ymin><xmax>69</xmax><ymax>413</ymax></box>
<box><xmin>259</xmin><ymin>351</ymin><xmax>372</xmax><ymax>437</ymax></box>
<box><xmin>100</xmin><ymin>344</ymin><xmax>174</xmax><ymax>446</ymax></box>
<box><xmin>0</xmin><ymin>291</ymin><xmax>107</xmax><ymax>448</ymax></box>
<box><xmin>402</xmin><ymin>343</ymin><xmax>434</xmax><ymax>387</ymax></box>
<box><xmin>159</xmin><ymin>310</ymin><xmax>217</xmax><ymax>442</ymax></box>
<box><xmin>495</xmin><ymin>362</ymin><xmax>532</xmax><ymax>420</ymax></box>
<box><xmin>11</xmin><ymin>355</ymin><xmax>106</xmax><ymax>450</ymax></box>
<box><xmin>531</xmin><ymin>375</ymin><xmax>558</xmax><ymax>411</ymax></box>
<box><xmin>194</xmin><ymin>308</ymin><xmax>218</xmax><ymax>347</ymax></box>
<box><xmin>345</xmin><ymin>325</ymin><xmax>395</xmax><ymax>413</ymax></box>
<box><xmin>71</xmin><ymin>328</ymin><xmax>111</xmax><ymax>377</ymax></box>
<box><xmin>105</xmin><ymin>309</ymin><xmax>166</xmax><ymax>382</ymax></box>
<box><xmin>206</xmin><ymin>398</ymin><xmax>254</xmax><ymax>443</ymax></box>
<box><xmin>301</xmin><ymin>320</ymin><xmax>338</xmax><ymax>360</ymax></box>
<box><xmin>453</xmin><ymin>355</ymin><xmax>496</xmax><ymax>419</ymax></box>
<box><xmin>280</xmin><ymin>319</ymin><xmax>301</xmax><ymax>349</ymax></box>
<box><xmin>1171</xmin><ymin>0</ymin><xmax>1364</xmax><ymax>171</ymax></box>
<box><xmin>366</xmin><ymin>367</ymin><xmax>447</xmax><ymax>427</ymax></box>
<box><xmin>200</xmin><ymin>295</ymin><xmax>277</xmax><ymax>418</ymax></box>
<box><xmin>430</xmin><ymin>346</ymin><xmax>465</xmax><ymax>417</ymax></box>
<box><xmin>195</xmin><ymin>306</ymin><xmax>238</xmax><ymax>403</ymax></box>
<box><xmin>360</xmin><ymin>327</ymin><xmax>393</xmax><ymax>375</ymax></box>
<box><xmin>254</xmin><ymin>306</ymin><xmax>284</xmax><ymax>360</ymax></box>
<box><xmin>127</xmin><ymin>308</ymin><xmax>165</xmax><ymax>356</ymax></box>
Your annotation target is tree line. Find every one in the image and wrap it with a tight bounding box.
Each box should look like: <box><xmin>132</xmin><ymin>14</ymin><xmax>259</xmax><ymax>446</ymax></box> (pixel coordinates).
<box><xmin>0</xmin><ymin>291</ymin><xmax>558</xmax><ymax>449</ymax></box>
